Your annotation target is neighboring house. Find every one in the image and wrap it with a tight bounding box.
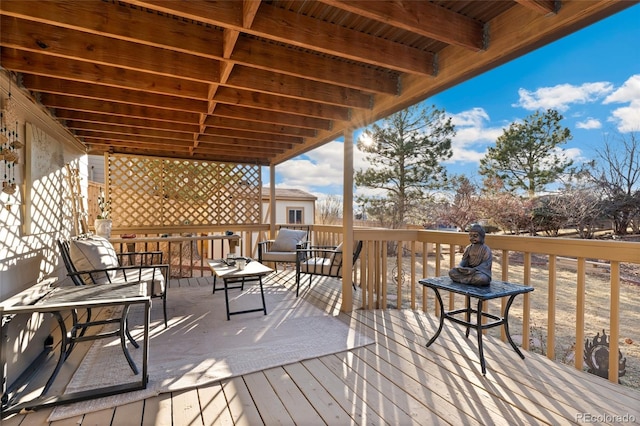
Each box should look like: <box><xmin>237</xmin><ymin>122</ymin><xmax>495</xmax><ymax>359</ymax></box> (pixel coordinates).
<box><xmin>262</xmin><ymin>187</ymin><xmax>316</xmax><ymax>225</ymax></box>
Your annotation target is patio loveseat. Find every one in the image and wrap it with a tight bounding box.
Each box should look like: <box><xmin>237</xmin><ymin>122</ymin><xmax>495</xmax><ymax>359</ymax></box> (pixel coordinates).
<box><xmin>58</xmin><ymin>234</ymin><xmax>169</xmax><ymax>327</ymax></box>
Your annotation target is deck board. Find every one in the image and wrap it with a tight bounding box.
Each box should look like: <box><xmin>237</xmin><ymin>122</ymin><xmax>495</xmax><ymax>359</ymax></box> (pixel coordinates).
<box><xmin>195</xmin><ymin>383</ymin><xmax>234</xmax><ymax>426</ymax></box>
<box><xmin>4</xmin><ymin>271</ymin><xmax>640</xmax><ymax>425</ymax></box>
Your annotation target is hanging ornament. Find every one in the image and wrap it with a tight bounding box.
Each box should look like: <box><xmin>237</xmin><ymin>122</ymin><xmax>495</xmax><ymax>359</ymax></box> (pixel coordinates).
<box><xmin>3</xmin><ymin>150</ymin><xmax>18</xmax><ymax>163</ymax></box>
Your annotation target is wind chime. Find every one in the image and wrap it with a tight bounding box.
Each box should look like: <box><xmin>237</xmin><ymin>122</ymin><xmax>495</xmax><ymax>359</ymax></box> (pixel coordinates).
<box><xmin>0</xmin><ymin>81</ymin><xmax>22</xmax><ymax>210</ymax></box>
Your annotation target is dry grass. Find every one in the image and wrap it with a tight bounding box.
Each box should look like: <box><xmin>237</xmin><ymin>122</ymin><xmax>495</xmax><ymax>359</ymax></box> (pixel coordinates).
<box><xmin>385</xmin><ymin>252</ymin><xmax>640</xmax><ymax>390</ymax></box>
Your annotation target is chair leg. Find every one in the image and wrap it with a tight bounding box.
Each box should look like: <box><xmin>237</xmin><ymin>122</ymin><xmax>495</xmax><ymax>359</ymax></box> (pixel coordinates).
<box><xmin>162</xmin><ymin>293</ymin><xmax>168</xmax><ymax>328</ymax></box>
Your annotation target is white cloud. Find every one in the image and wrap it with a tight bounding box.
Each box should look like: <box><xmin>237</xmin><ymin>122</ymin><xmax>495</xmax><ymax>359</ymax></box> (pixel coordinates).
<box><xmin>515</xmin><ymin>82</ymin><xmax>614</xmax><ymax>112</ymax></box>
<box><xmin>603</xmin><ymin>74</ymin><xmax>640</xmax><ymax>132</ymax></box>
<box><xmin>576</xmin><ymin>118</ymin><xmax>602</xmax><ymax>130</ymax></box>
<box><xmin>446</xmin><ymin>108</ymin><xmax>505</xmax><ymax>165</ymax></box>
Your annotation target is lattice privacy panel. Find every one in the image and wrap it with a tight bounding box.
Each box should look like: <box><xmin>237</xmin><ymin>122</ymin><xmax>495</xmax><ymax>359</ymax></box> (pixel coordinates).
<box><xmin>106</xmin><ymin>154</ymin><xmax>261</xmax><ymax>229</ymax></box>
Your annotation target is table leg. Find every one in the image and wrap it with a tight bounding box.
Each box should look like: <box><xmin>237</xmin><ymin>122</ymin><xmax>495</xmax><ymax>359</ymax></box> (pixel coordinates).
<box><xmin>259</xmin><ymin>276</ymin><xmax>267</xmax><ymax>316</ymax></box>
<box><xmin>503</xmin><ymin>294</ymin><xmax>526</xmax><ymax>359</ymax></box>
<box><xmin>476</xmin><ymin>298</ymin><xmax>487</xmax><ymax>375</ymax></box>
<box><xmin>425</xmin><ymin>288</ymin><xmax>445</xmax><ymax>348</ymax></box>
<box><xmin>119</xmin><ymin>303</ymin><xmax>139</xmax><ymax>375</ymax></box>
<box><xmin>465</xmin><ymin>296</ymin><xmax>471</xmax><ymax>338</ymax></box>
<box><xmin>224</xmin><ymin>279</ymin><xmax>231</xmax><ymax>320</ymax></box>
<box><xmin>42</xmin><ymin>312</ymin><xmax>68</xmax><ymax>395</ymax></box>
<box><xmin>142</xmin><ymin>299</ymin><xmax>150</xmax><ymax>386</ymax></box>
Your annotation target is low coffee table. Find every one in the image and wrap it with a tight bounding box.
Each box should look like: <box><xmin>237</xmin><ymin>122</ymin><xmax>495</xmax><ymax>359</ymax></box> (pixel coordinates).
<box><xmin>206</xmin><ymin>259</ymin><xmax>274</xmax><ymax>320</ymax></box>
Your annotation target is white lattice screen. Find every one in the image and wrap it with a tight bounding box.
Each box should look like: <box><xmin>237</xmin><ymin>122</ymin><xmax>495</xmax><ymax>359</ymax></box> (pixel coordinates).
<box><xmin>106</xmin><ymin>154</ymin><xmax>261</xmax><ymax>229</ymax></box>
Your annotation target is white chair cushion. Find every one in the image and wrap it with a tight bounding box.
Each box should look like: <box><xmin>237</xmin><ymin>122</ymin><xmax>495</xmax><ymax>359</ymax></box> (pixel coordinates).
<box><xmin>261</xmin><ymin>251</ymin><xmax>299</xmax><ymax>263</ymax></box>
<box><xmin>269</xmin><ymin>228</ymin><xmax>307</xmax><ymax>252</ymax></box>
<box><xmin>69</xmin><ymin>236</ymin><xmax>119</xmax><ymax>284</ymax></box>
<box><xmin>113</xmin><ymin>268</ymin><xmax>165</xmax><ymax>297</ymax></box>
<box><xmin>300</xmin><ymin>257</ymin><xmax>341</xmax><ymax>277</ymax></box>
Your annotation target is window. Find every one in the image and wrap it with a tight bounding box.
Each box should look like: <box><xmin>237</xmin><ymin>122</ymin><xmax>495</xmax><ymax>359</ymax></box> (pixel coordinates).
<box><xmin>287</xmin><ymin>208</ymin><xmax>303</xmax><ymax>224</ymax></box>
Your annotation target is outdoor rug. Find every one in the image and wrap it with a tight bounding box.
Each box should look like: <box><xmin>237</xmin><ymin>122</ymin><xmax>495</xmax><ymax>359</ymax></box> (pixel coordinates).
<box><xmin>49</xmin><ymin>280</ymin><xmax>373</xmax><ymax>421</ymax></box>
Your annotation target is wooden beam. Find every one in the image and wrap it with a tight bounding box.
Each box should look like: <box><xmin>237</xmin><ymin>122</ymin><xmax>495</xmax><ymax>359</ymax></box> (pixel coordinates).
<box><xmin>515</xmin><ymin>0</ymin><xmax>558</xmax><ymax>15</ymax></box>
<box><xmin>22</xmin><ymin>75</ymin><xmax>208</xmax><ymax>113</ymax></box>
<box><xmin>319</xmin><ymin>0</ymin><xmax>485</xmax><ymax>51</ymax></box>
<box><xmin>213</xmin><ymin>104</ymin><xmax>333</xmax><ymax>130</ymax></box>
<box><xmin>55</xmin><ymin>110</ymin><xmax>200</xmax><ymax>133</ymax></box>
<box><xmin>0</xmin><ymin>16</ymin><xmax>221</xmax><ymax>83</ymax></box>
<box><xmin>0</xmin><ymin>49</ymin><xmax>209</xmax><ymax>99</ymax></box>
<box><xmin>127</xmin><ymin>0</ymin><xmax>435</xmax><ymax>75</ymax></box>
<box><xmin>203</xmin><ymin>116</ymin><xmax>317</xmax><ymax>138</ymax></box>
<box><xmin>214</xmin><ymin>87</ymin><xmax>351</xmax><ymax>121</ymax></box>
<box><xmin>226</xmin><ymin>66</ymin><xmax>373</xmax><ymax>109</ymax></box>
<box><xmin>39</xmin><ymin>94</ymin><xmax>200</xmax><ymax>123</ymax></box>
<box><xmin>230</xmin><ymin>37</ymin><xmax>400</xmax><ymax>95</ymax></box>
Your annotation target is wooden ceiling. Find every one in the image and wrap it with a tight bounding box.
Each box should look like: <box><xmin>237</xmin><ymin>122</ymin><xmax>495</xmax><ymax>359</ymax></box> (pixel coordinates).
<box><xmin>0</xmin><ymin>0</ymin><xmax>633</xmax><ymax>166</ymax></box>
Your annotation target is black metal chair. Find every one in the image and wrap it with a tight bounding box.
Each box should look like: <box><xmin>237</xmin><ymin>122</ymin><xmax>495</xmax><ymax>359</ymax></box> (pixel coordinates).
<box><xmin>257</xmin><ymin>225</ymin><xmax>310</xmax><ymax>272</ymax></box>
<box><xmin>58</xmin><ymin>235</ymin><xmax>169</xmax><ymax>327</ymax></box>
<box><xmin>295</xmin><ymin>240</ymin><xmax>363</xmax><ymax>296</ymax></box>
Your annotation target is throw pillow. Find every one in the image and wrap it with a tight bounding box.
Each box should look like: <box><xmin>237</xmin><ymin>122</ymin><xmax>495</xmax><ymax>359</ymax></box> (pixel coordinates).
<box><xmin>269</xmin><ymin>228</ymin><xmax>307</xmax><ymax>252</ymax></box>
<box><xmin>69</xmin><ymin>236</ymin><xmax>119</xmax><ymax>284</ymax></box>
<box><xmin>331</xmin><ymin>242</ymin><xmax>344</xmax><ymax>266</ymax></box>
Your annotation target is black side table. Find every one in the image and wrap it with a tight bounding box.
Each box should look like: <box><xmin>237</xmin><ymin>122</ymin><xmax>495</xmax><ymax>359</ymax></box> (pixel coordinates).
<box><xmin>418</xmin><ymin>276</ymin><xmax>534</xmax><ymax>375</ymax></box>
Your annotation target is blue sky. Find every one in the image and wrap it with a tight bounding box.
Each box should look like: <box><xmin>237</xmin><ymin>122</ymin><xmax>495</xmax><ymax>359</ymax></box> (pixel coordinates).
<box><xmin>267</xmin><ymin>4</ymin><xmax>640</xmax><ymax>199</ymax></box>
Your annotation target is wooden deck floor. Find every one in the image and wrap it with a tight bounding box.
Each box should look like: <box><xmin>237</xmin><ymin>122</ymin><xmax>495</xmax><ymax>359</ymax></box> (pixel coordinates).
<box><xmin>5</xmin><ymin>271</ymin><xmax>640</xmax><ymax>425</ymax></box>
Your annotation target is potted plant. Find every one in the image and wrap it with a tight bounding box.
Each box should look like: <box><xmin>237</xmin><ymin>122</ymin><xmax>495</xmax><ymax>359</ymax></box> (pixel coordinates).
<box><xmin>94</xmin><ymin>189</ymin><xmax>112</xmax><ymax>238</ymax></box>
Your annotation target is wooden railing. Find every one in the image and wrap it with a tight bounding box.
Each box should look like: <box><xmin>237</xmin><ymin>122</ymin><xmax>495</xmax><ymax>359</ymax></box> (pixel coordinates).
<box><xmin>110</xmin><ymin>224</ymin><xmax>639</xmax><ymax>385</ymax></box>
<box><xmin>348</xmin><ymin>226</ymin><xmax>640</xmax><ymax>385</ymax></box>
<box><xmin>109</xmin><ymin>225</ymin><xmax>271</xmax><ymax>277</ymax></box>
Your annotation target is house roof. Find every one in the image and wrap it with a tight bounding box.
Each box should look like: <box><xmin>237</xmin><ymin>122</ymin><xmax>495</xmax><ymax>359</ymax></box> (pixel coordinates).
<box><xmin>262</xmin><ymin>187</ymin><xmax>317</xmax><ymax>201</ymax></box>
<box><xmin>0</xmin><ymin>1</ymin><xmax>632</xmax><ymax>166</ymax></box>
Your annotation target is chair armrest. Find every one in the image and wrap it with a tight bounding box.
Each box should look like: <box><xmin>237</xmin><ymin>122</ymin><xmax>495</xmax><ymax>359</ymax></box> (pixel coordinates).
<box><xmin>68</xmin><ymin>264</ymin><xmax>170</xmax><ymax>285</ymax></box>
<box><xmin>257</xmin><ymin>240</ymin><xmax>275</xmax><ymax>248</ymax></box>
<box><xmin>295</xmin><ymin>246</ymin><xmax>336</xmax><ymax>263</ymax></box>
<box><xmin>257</xmin><ymin>240</ymin><xmax>275</xmax><ymax>261</ymax></box>
<box><xmin>116</xmin><ymin>250</ymin><xmax>163</xmax><ymax>266</ymax></box>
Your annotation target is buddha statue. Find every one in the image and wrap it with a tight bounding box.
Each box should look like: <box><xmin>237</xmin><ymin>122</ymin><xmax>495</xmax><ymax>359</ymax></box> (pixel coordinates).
<box><xmin>448</xmin><ymin>224</ymin><xmax>492</xmax><ymax>286</ymax></box>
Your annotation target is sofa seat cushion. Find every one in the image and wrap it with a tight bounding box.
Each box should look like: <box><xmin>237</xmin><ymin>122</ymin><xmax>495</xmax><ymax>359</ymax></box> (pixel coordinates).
<box><xmin>69</xmin><ymin>236</ymin><xmax>119</xmax><ymax>284</ymax></box>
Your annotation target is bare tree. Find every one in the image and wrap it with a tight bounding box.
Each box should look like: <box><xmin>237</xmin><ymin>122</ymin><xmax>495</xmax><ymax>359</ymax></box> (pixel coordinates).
<box><xmin>438</xmin><ymin>175</ymin><xmax>479</xmax><ymax>231</ymax></box>
<box><xmin>585</xmin><ymin>131</ymin><xmax>640</xmax><ymax>235</ymax></box>
<box><xmin>316</xmin><ymin>194</ymin><xmax>343</xmax><ymax>224</ymax></box>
